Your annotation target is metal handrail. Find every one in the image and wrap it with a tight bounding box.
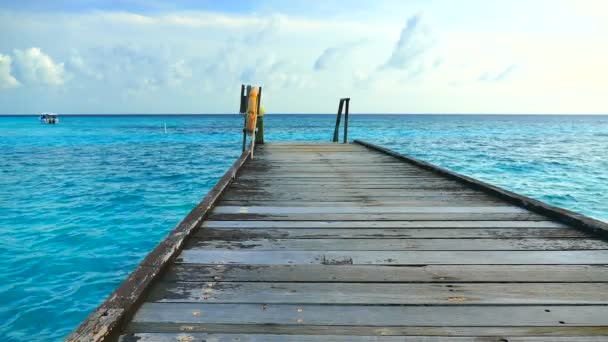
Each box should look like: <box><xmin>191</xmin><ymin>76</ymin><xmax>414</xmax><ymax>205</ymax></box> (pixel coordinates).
<box><xmin>332</xmin><ymin>98</ymin><xmax>350</xmax><ymax>143</ymax></box>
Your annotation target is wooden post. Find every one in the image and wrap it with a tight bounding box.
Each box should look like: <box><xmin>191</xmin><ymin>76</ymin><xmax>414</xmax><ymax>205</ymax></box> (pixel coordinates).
<box><xmin>242</xmin><ymin>85</ymin><xmax>252</xmax><ymax>152</ymax></box>
<box><xmin>242</xmin><ymin>128</ymin><xmax>247</xmax><ymax>152</ymax></box>
<box><xmin>343</xmin><ymin>98</ymin><xmax>350</xmax><ymax>144</ymax></box>
<box><xmin>333</xmin><ymin>99</ymin><xmax>344</xmax><ymax>142</ymax></box>
<box><xmin>255</xmin><ymin>87</ymin><xmax>264</xmax><ymax>144</ymax></box>
<box><xmin>239</xmin><ymin>84</ymin><xmax>246</xmax><ymax>114</ymax></box>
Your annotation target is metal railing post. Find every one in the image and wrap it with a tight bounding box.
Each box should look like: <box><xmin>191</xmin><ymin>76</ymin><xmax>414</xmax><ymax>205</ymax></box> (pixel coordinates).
<box><xmin>343</xmin><ymin>98</ymin><xmax>350</xmax><ymax>143</ymax></box>
<box><xmin>333</xmin><ymin>99</ymin><xmax>344</xmax><ymax>143</ymax></box>
<box><xmin>332</xmin><ymin>98</ymin><xmax>350</xmax><ymax>143</ymax></box>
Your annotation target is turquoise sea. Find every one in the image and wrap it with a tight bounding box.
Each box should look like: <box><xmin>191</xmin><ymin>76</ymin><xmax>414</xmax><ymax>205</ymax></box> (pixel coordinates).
<box><xmin>1</xmin><ymin>114</ymin><xmax>607</xmax><ymax>341</ymax></box>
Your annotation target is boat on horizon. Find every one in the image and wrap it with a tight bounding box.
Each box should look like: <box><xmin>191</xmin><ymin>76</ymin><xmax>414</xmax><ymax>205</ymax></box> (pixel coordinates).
<box><xmin>39</xmin><ymin>112</ymin><xmax>59</xmax><ymax>124</ymax></box>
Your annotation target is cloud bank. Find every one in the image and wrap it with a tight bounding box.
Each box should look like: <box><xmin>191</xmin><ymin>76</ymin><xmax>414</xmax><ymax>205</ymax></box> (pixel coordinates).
<box><xmin>0</xmin><ymin>1</ymin><xmax>607</xmax><ymax>114</ymax></box>
<box><xmin>12</xmin><ymin>48</ymin><xmax>66</xmax><ymax>86</ymax></box>
<box><xmin>382</xmin><ymin>14</ymin><xmax>435</xmax><ymax>70</ymax></box>
<box><xmin>0</xmin><ymin>54</ymin><xmax>19</xmax><ymax>89</ymax></box>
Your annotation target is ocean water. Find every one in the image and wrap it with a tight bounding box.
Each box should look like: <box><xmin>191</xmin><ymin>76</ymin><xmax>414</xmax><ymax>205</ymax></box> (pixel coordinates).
<box><xmin>1</xmin><ymin>114</ymin><xmax>607</xmax><ymax>341</ymax></box>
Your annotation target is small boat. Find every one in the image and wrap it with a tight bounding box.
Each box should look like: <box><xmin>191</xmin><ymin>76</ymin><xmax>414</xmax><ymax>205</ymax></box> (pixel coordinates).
<box><xmin>40</xmin><ymin>112</ymin><xmax>59</xmax><ymax>124</ymax></box>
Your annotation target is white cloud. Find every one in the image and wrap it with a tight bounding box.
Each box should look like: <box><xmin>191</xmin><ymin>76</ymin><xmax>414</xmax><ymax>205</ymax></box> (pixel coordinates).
<box><xmin>314</xmin><ymin>41</ymin><xmax>366</xmax><ymax>71</ymax></box>
<box><xmin>0</xmin><ymin>53</ymin><xmax>19</xmax><ymax>89</ymax></box>
<box><xmin>382</xmin><ymin>13</ymin><xmax>436</xmax><ymax>70</ymax></box>
<box><xmin>13</xmin><ymin>48</ymin><xmax>66</xmax><ymax>86</ymax></box>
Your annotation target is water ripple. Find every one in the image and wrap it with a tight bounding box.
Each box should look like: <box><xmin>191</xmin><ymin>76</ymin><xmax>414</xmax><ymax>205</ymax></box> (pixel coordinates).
<box><xmin>1</xmin><ymin>114</ymin><xmax>607</xmax><ymax>341</ymax></box>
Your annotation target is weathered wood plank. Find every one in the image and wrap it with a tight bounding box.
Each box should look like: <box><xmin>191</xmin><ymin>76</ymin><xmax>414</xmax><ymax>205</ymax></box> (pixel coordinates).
<box><xmin>236</xmin><ymin>175</ymin><xmax>451</xmax><ymax>179</ymax></box>
<box><xmin>244</xmin><ymin>173</ymin><xmax>440</xmax><ymax>178</ymax></box>
<box><xmin>246</xmin><ymin>163</ymin><xmax>423</xmax><ymax>168</ymax></box>
<box><xmin>218</xmin><ymin>200</ymin><xmax>506</xmax><ymax>207</ymax></box>
<box><xmin>194</xmin><ymin>228</ymin><xmax>588</xmax><ymax>239</ymax></box>
<box><xmin>212</xmin><ymin>206</ymin><xmax>527</xmax><ymax>214</ymax></box>
<box><xmin>248</xmin><ymin>164</ymin><xmax>415</xmax><ymax>168</ymax></box>
<box><xmin>164</xmin><ymin>264</ymin><xmax>608</xmax><ymax>283</ymax></box>
<box><xmin>177</xmin><ymin>250</ymin><xmax>608</xmax><ymax>265</ymax></box>
<box><xmin>208</xmin><ymin>212</ymin><xmax>546</xmax><ymax>221</ymax></box>
<box><xmin>230</xmin><ymin>183</ymin><xmax>467</xmax><ymax>190</ymax></box>
<box><xmin>239</xmin><ymin>174</ymin><xmax>448</xmax><ymax>179</ymax></box>
<box><xmin>148</xmin><ymin>282</ymin><xmax>608</xmax><ymax>304</ymax></box>
<box><xmin>123</xmin><ymin>325</ymin><xmax>608</xmax><ymax>337</ymax></box>
<box><xmin>119</xmin><ymin>332</ymin><xmax>608</xmax><ymax>341</ymax></box>
<box><xmin>221</xmin><ymin>194</ymin><xmax>497</xmax><ymax>202</ymax></box>
<box><xmin>187</xmin><ymin>238</ymin><xmax>607</xmax><ymax>251</ymax></box>
<box><xmin>232</xmin><ymin>178</ymin><xmax>459</xmax><ymax>183</ymax></box>
<box><xmin>131</xmin><ymin>303</ymin><xmax>608</xmax><ymax>326</ymax></box>
<box><xmin>202</xmin><ymin>220</ymin><xmax>568</xmax><ymax>229</ymax></box>
<box><xmin>224</xmin><ymin>189</ymin><xmax>484</xmax><ymax>196</ymax></box>
<box><xmin>241</xmin><ymin>169</ymin><xmax>436</xmax><ymax>174</ymax></box>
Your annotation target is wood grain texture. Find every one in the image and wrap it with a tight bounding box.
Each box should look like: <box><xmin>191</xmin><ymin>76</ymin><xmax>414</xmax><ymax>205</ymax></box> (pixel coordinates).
<box><xmin>119</xmin><ymin>333</ymin><xmax>608</xmax><ymax>341</ymax></box>
<box><xmin>187</xmin><ymin>237</ymin><xmax>608</xmax><ymax>250</ymax></box>
<box><xmin>131</xmin><ymin>303</ymin><xmax>608</xmax><ymax>326</ymax></box>
<box><xmin>194</xmin><ymin>227</ymin><xmax>589</xmax><ymax>239</ymax></box>
<box><xmin>163</xmin><ymin>264</ymin><xmax>608</xmax><ymax>283</ymax></box>
<box><xmin>178</xmin><ymin>249</ymin><xmax>608</xmax><ymax>265</ymax></box>
<box><xmin>148</xmin><ymin>281</ymin><xmax>608</xmax><ymax>304</ymax></box>
<box><xmin>202</xmin><ymin>220</ymin><xmax>568</xmax><ymax>229</ymax></box>
<box><xmin>123</xmin><ymin>325</ymin><xmax>608</xmax><ymax>337</ymax></box>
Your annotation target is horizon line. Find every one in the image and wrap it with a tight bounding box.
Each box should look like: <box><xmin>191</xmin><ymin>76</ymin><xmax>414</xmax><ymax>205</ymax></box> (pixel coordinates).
<box><xmin>2</xmin><ymin>113</ymin><xmax>608</xmax><ymax>116</ymax></box>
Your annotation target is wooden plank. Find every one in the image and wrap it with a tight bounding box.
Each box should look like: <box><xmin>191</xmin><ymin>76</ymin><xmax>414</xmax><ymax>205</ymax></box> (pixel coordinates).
<box><xmin>212</xmin><ymin>206</ymin><xmax>527</xmax><ymax>214</ymax></box>
<box><xmin>232</xmin><ymin>178</ymin><xmax>458</xmax><ymax>183</ymax></box>
<box><xmin>207</xmin><ymin>212</ymin><xmax>546</xmax><ymax>221</ymax></box>
<box><xmin>245</xmin><ymin>162</ymin><xmax>428</xmax><ymax>167</ymax></box>
<box><xmin>245</xmin><ymin>163</ymin><xmax>425</xmax><ymax>167</ymax></box>
<box><xmin>195</xmin><ymin>228</ymin><xmax>589</xmax><ymax>239</ymax></box>
<box><xmin>164</xmin><ymin>264</ymin><xmax>608</xmax><ymax>283</ymax></box>
<box><xmin>225</xmin><ymin>189</ymin><xmax>481</xmax><ymax>195</ymax></box>
<box><xmin>202</xmin><ymin>220</ymin><xmax>568</xmax><ymax>229</ymax></box>
<box><xmin>148</xmin><ymin>282</ymin><xmax>608</xmax><ymax>305</ymax></box>
<box><xmin>218</xmin><ymin>200</ymin><xmax>506</xmax><ymax>207</ymax></box>
<box><xmin>226</xmin><ymin>187</ymin><xmax>485</xmax><ymax>194</ymax></box>
<box><xmin>250</xmin><ymin>155</ymin><xmax>400</xmax><ymax>159</ymax></box>
<box><xmin>220</xmin><ymin>197</ymin><xmax>498</xmax><ymax>204</ymax></box>
<box><xmin>230</xmin><ymin>184</ymin><xmax>468</xmax><ymax>190</ymax></box>
<box><xmin>236</xmin><ymin>175</ymin><xmax>450</xmax><ymax>179</ymax></box>
<box><xmin>119</xmin><ymin>333</ymin><xmax>608</xmax><ymax>341</ymax></box>
<box><xmin>221</xmin><ymin>194</ymin><xmax>497</xmax><ymax>202</ymax></box>
<box><xmin>244</xmin><ymin>168</ymin><xmax>430</xmax><ymax>173</ymax></box>
<box><xmin>177</xmin><ymin>250</ymin><xmax>608</xmax><ymax>265</ymax></box>
<box><xmin>242</xmin><ymin>168</ymin><xmax>435</xmax><ymax>174</ymax></box>
<box><xmin>131</xmin><ymin>303</ymin><xmax>608</xmax><ymax>326</ymax></box>
<box><xmin>123</xmin><ymin>325</ymin><xmax>608</xmax><ymax>337</ymax></box>
<box><xmin>231</xmin><ymin>184</ymin><xmax>466</xmax><ymax>189</ymax></box>
<box><xmin>239</xmin><ymin>174</ymin><xmax>444</xmax><ymax>178</ymax></box>
<box><xmin>187</xmin><ymin>238</ymin><xmax>608</xmax><ymax>251</ymax></box>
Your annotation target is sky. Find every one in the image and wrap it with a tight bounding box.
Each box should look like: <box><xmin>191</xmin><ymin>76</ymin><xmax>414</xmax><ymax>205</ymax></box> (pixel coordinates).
<box><xmin>0</xmin><ymin>0</ymin><xmax>607</xmax><ymax>114</ymax></box>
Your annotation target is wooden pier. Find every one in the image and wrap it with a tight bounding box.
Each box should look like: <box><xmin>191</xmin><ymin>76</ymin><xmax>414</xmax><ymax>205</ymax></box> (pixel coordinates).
<box><xmin>70</xmin><ymin>141</ymin><xmax>608</xmax><ymax>341</ymax></box>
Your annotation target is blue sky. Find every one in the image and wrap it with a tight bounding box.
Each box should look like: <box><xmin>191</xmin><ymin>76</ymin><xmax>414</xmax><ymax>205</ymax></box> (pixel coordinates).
<box><xmin>0</xmin><ymin>0</ymin><xmax>607</xmax><ymax>114</ymax></box>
